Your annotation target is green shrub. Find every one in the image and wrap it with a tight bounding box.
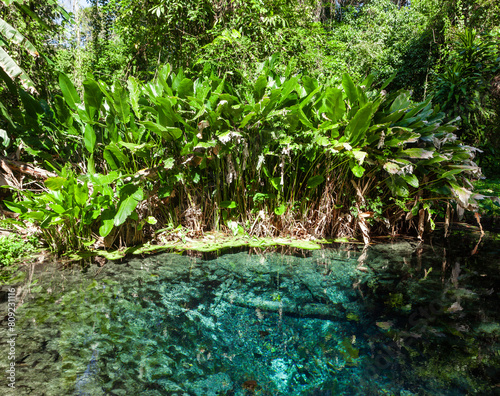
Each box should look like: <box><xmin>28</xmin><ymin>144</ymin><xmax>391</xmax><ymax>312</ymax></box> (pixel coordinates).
<box><xmin>3</xmin><ymin>60</ymin><xmax>484</xmax><ymax>251</ymax></box>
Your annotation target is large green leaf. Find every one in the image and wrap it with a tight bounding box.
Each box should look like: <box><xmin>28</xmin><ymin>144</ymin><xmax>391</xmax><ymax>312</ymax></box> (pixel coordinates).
<box><xmin>99</xmin><ymin>208</ymin><xmax>116</xmax><ymax>237</ymax></box>
<box><xmin>84</xmin><ymin>124</ymin><xmax>96</xmax><ymax>153</ymax></box>
<box><xmin>318</xmin><ymin>87</ymin><xmax>345</xmax><ymax>123</ymax></box>
<box><xmin>156</xmin><ymin>97</ymin><xmax>176</xmax><ymax>127</ymax></box>
<box><xmin>389</xmin><ymin>92</ymin><xmax>411</xmax><ymax>113</ymax></box>
<box><xmin>113</xmin><ymin>81</ymin><xmax>130</xmax><ymax>123</ymax></box>
<box><xmin>350</xmin><ymin>163</ymin><xmax>365</xmax><ymax>178</ymax></box>
<box><xmin>344</xmin><ymin>102</ymin><xmax>373</xmax><ymax>146</ymax></box>
<box><xmin>53</xmin><ymin>95</ymin><xmax>72</xmax><ymax>126</ymax></box>
<box><xmin>142</xmin><ymin>121</ymin><xmax>182</xmax><ymax>140</ymax></box>
<box><xmin>114</xmin><ymin>184</ymin><xmax>144</xmax><ymax>226</ymax></box>
<box><xmin>176</xmin><ymin>78</ymin><xmax>194</xmax><ymax>98</ymax></box>
<box><xmin>19</xmin><ymin>89</ymin><xmax>43</xmax><ymax>118</ymax></box>
<box><xmin>302</xmin><ymin>76</ymin><xmax>318</xmax><ymax>95</ymax></box>
<box><xmin>104</xmin><ymin>143</ymin><xmax>130</xmax><ymax>170</ymax></box>
<box><xmin>74</xmin><ymin>182</ymin><xmax>88</xmax><ymax>207</ymax></box>
<box><xmin>127</xmin><ymin>76</ymin><xmax>142</xmax><ymax>118</ymax></box>
<box><xmin>59</xmin><ymin>72</ymin><xmax>80</xmax><ymax>110</ymax></box>
<box><xmin>254</xmin><ymin>74</ymin><xmax>267</xmax><ymax>102</ymax></box>
<box><xmin>83</xmin><ymin>77</ymin><xmax>103</xmax><ymax>118</ymax></box>
<box><xmin>342</xmin><ymin>73</ymin><xmax>358</xmax><ymax>105</ymax></box>
<box><xmin>402</xmin><ymin>173</ymin><xmax>419</xmax><ymax>188</ymax></box>
<box><xmin>45</xmin><ymin>177</ymin><xmax>66</xmax><ymax>191</ymax></box>
<box><xmin>279</xmin><ymin>76</ymin><xmax>299</xmax><ymax>104</ymax></box>
<box><xmin>171</xmin><ymin>68</ymin><xmax>185</xmax><ymax>91</ymax></box>
<box><xmin>387</xmin><ymin>176</ymin><xmax>409</xmax><ymax>197</ymax></box>
<box><xmin>402</xmin><ymin>148</ymin><xmax>434</xmax><ymax>159</ymax></box>
<box><xmin>0</xmin><ymin>17</ymin><xmax>38</xmax><ymax>55</ymax></box>
<box><xmin>157</xmin><ymin>64</ymin><xmax>172</xmax><ymax>94</ymax></box>
<box><xmin>274</xmin><ymin>204</ymin><xmax>287</xmax><ymax>216</ymax></box>
<box><xmin>307</xmin><ymin>175</ymin><xmax>325</xmax><ymax>190</ymax></box>
<box><xmin>0</xmin><ymin>18</ymin><xmax>38</xmax><ymax>93</ymax></box>
<box><xmin>0</xmin><ymin>128</ymin><xmax>9</xmax><ymax>147</ymax></box>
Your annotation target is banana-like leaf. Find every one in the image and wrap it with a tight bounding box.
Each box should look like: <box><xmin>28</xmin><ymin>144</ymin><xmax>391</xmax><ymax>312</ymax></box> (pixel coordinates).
<box><xmin>302</xmin><ymin>75</ymin><xmax>318</xmax><ymax>95</ymax></box>
<box><xmin>157</xmin><ymin>64</ymin><xmax>172</xmax><ymax>95</ymax></box>
<box><xmin>0</xmin><ymin>46</ymin><xmax>35</xmax><ymax>93</ymax></box>
<box><xmin>389</xmin><ymin>92</ymin><xmax>411</xmax><ymax>113</ymax></box>
<box><xmin>44</xmin><ymin>177</ymin><xmax>66</xmax><ymax>191</ymax></box>
<box><xmin>74</xmin><ymin>182</ymin><xmax>88</xmax><ymax>207</ymax></box>
<box><xmin>104</xmin><ymin>143</ymin><xmax>130</xmax><ymax>170</ymax></box>
<box><xmin>156</xmin><ymin>97</ymin><xmax>177</xmax><ymax>127</ymax></box>
<box><xmin>53</xmin><ymin>95</ymin><xmax>72</xmax><ymax>126</ymax></box>
<box><xmin>0</xmin><ymin>17</ymin><xmax>38</xmax><ymax>56</ymax></box>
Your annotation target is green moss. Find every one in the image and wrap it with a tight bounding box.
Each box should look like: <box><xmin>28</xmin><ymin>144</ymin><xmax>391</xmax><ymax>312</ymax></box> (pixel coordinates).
<box><xmin>67</xmin><ymin>235</ymin><xmax>326</xmax><ymax>262</ymax></box>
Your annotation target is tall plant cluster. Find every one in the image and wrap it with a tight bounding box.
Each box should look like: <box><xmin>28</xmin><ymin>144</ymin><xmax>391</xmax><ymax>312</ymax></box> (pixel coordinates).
<box><xmin>430</xmin><ymin>27</ymin><xmax>500</xmax><ymax>172</ymax></box>
<box><xmin>3</xmin><ymin>61</ymin><xmax>482</xmax><ymax>253</ymax></box>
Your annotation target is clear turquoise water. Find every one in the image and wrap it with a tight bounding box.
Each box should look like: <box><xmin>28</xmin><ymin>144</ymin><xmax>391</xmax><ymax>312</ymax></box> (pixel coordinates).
<box><xmin>1</xmin><ymin>234</ymin><xmax>499</xmax><ymax>395</ymax></box>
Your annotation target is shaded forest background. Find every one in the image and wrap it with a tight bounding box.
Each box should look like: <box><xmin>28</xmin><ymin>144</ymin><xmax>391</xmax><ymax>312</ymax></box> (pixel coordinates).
<box><xmin>3</xmin><ymin>0</ymin><xmax>500</xmax><ymax>157</ymax></box>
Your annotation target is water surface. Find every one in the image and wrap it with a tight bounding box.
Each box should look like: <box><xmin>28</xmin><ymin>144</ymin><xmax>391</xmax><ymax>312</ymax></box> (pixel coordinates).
<box><xmin>1</xmin><ymin>233</ymin><xmax>499</xmax><ymax>395</ymax></box>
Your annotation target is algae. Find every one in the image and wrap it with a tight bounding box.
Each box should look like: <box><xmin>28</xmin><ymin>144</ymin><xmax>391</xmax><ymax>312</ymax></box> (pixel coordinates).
<box><xmin>71</xmin><ymin>234</ymin><xmax>327</xmax><ymax>261</ymax></box>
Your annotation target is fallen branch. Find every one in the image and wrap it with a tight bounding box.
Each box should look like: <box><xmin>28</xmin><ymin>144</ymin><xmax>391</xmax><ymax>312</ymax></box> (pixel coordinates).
<box><xmin>0</xmin><ymin>157</ymin><xmax>56</xmax><ymax>180</ymax></box>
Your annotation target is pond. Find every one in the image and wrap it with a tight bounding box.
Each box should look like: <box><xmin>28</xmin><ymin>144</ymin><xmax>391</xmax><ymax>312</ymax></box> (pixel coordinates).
<box><xmin>1</xmin><ymin>232</ymin><xmax>499</xmax><ymax>395</ymax></box>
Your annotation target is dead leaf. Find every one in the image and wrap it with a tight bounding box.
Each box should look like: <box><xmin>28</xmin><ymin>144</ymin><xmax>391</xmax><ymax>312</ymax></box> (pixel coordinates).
<box><xmin>376</xmin><ymin>321</ymin><xmax>394</xmax><ymax>330</ymax></box>
<box><xmin>447</xmin><ymin>302</ymin><xmax>463</xmax><ymax>313</ymax></box>
<box><xmin>242</xmin><ymin>380</ymin><xmax>258</xmax><ymax>391</ymax></box>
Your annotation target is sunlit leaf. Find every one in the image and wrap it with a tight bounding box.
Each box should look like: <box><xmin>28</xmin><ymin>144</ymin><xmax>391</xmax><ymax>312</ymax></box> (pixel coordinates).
<box><xmin>45</xmin><ymin>177</ymin><xmax>66</xmax><ymax>191</ymax></box>
<box><xmin>114</xmin><ymin>184</ymin><xmax>144</xmax><ymax>227</ymax></box>
<box><xmin>402</xmin><ymin>148</ymin><xmax>434</xmax><ymax>159</ymax></box>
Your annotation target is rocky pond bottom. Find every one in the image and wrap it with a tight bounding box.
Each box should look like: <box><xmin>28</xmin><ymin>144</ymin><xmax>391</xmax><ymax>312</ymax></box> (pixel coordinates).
<box><xmin>1</xmin><ymin>234</ymin><xmax>499</xmax><ymax>395</ymax></box>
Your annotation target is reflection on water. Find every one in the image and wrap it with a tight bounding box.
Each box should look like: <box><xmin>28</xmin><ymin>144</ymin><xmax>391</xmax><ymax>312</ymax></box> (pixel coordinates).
<box><xmin>1</xmin><ymin>233</ymin><xmax>499</xmax><ymax>395</ymax></box>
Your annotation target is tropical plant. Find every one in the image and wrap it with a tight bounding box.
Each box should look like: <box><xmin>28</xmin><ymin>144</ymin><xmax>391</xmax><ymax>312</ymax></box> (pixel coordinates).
<box><xmin>4</xmin><ymin>59</ymin><xmax>484</xmax><ymax>253</ymax></box>
<box><xmin>431</xmin><ymin>27</ymin><xmax>500</xmax><ymax>161</ymax></box>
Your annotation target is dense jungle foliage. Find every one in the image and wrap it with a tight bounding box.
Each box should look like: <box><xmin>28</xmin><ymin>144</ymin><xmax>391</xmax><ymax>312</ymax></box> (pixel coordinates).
<box><xmin>0</xmin><ymin>0</ymin><xmax>499</xmax><ymax>255</ymax></box>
